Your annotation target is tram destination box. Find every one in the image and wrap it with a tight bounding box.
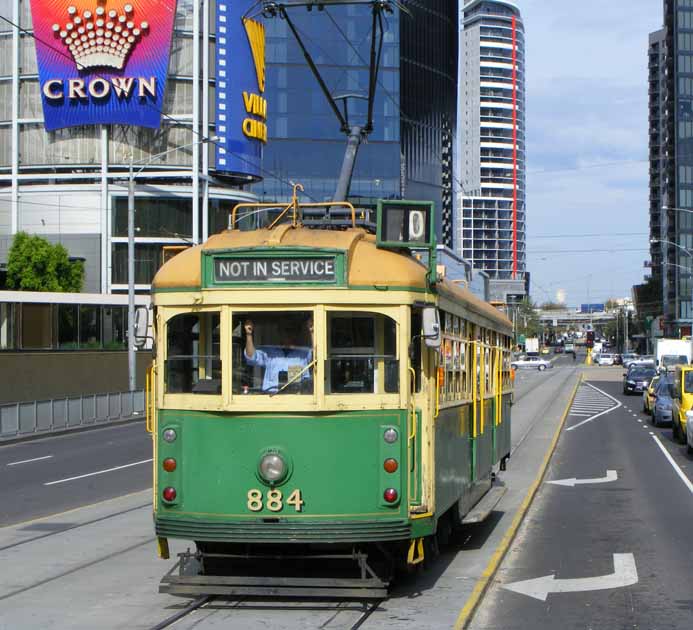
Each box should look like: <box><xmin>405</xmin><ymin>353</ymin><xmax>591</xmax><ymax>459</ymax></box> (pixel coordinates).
<box><xmin>212</xmin><ymin>255</ymin><xmax>338</xmax><ymax>284</ymax></box>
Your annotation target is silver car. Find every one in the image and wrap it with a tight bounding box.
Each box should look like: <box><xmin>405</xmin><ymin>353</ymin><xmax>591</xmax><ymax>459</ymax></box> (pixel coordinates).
<box><xmin>511</xmin><ymin>356</ymin><xmax>553</xmax><ymax>371</ymax></box>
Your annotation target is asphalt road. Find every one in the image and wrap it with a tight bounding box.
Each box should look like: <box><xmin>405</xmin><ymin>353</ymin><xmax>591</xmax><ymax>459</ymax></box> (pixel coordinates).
<box><xmin>0</xmin><ymin>422</ymin><xmax>151</xmax><ymax>526</ymax></box>
<box><xmin>469</xmin><ymin>376</ymin><xmax>693</xmax><ymax>630</ymax></box>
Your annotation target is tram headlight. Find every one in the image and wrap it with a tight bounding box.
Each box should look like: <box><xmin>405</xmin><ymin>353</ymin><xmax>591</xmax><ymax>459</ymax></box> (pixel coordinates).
<box><xmin>383</xmin><ymin>428</ymin><xmax>398</xmax><ymax>444</ymax></box>
<box><xmin>259</xmin><ymin>453</ymin><xmax>286</xmax><ymax>483</ymax></box>
<box><xmin>162</xmin><ymin>428</ymin><xmax>177</xmax><ymax>443</ymax></box>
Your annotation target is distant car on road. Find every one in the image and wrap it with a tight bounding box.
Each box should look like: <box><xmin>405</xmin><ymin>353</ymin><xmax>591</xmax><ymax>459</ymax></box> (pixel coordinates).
<box><xmin>623</xmin><ymin>365</ymin><xmax>656</xmax><ymax>395</ymax></box>
<box><xmin>554</xmin><ymin>345</ymin><xmax>564</xmax><ymax>354</ymax></box>
<box><xmin>643</xmin><ymin>374</ymin><xmax>662</xmax><ymax>414</ymax></box>
<box><xmin>622</xmin><ymin>353</ymin><xmax>640</xmax><ymax>368</ymax></box>
<box><xmin>686</xmin><ymin>410</ymin><xmax>693</xmax><ymax>454</ymax></box>
<box><xmin>652</xmin><ymin>378</ymin><xmax>674</xmax><ymax>427</ymax></box>
<box><xmin>510</xmin><ymin>356</ymin><xmax>553</xmax><ymax>371</ymax></box>
<box><xmin>597</xmin><ymin>353</ymin><xmax>615</xmax><ymax>366</ymax></box>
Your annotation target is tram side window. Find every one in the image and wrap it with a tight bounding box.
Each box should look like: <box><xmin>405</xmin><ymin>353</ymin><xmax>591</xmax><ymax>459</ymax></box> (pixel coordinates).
<box><xmin>231</xmin><ymin>311</ymin><xmax>314</xmax><ymax>395</ymax></box>
<box><xmin>326</xmin><ymin>312</ymin><xmax>398</xmax><ymax>394</ymax></box>
<box><xmin>166</xmin><ymin>312</ymin><xmax>221</xmax><ymax>395</ymax></box>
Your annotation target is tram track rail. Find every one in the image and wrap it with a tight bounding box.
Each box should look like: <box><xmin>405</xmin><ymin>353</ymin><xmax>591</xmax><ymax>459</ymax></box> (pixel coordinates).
<box><xmin>510</xmin><ymin>365</ymin><xmax>579</xmax><ymax>458</ymax></box>
<box><xmin>0</xmin><ymin>501</ymin><xmax>150</xmax><ymax>553</ymax></box>
<box><xmin>148</xmin><ymin>596</ymin><xmax>384</xmax><ymax>630</ymax></box>
<box><xmin>0</xmin><ymin>536</ymin><xmax>154</xmax><ymax>603</ymax></box>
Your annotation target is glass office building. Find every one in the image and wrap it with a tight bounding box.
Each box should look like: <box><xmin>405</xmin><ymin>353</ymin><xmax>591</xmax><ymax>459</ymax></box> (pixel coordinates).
<box><xmin>256</xmin><ymin>1</ymin><xmax>458</xmax><ymax>246</ymax></box>
<box><xmin>0</xmin><ymin>0</ymin><xmax>256</xmax><ymax>293</ymax></box>
<box><xmin>457</xmin><ymin>0</ymin><xmax>526</xmax><ymax>300</ymax></box>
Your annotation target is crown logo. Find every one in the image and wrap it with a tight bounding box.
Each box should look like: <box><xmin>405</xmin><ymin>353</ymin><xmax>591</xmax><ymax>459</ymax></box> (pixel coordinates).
<box><xmin>243</xmin><ymin>18</ymin><xmax>265</xmax><ymax>93</ymax></box>
<box><xmin>52</xmin><ymin>3</ymin><xmax>149</xmax><ymax>71</ymax></box>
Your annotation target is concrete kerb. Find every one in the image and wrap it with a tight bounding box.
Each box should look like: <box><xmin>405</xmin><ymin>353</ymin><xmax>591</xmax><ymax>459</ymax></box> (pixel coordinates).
<box><xmin>453</xmin><ymin>372</ymin><xmax>583</xmax><ymax>630</ymax></box>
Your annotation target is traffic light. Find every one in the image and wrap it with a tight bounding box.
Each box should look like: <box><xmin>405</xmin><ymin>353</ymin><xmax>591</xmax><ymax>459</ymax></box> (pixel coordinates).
<box><xmin>586</xmin><ymin>330</ymin><xmax>595</xmax><ymax>348</ymax></box>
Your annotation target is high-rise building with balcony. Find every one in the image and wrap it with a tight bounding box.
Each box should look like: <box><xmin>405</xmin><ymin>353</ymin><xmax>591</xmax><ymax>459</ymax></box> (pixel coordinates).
<box><xmin>647</xmin><ymin>1</ymin><xmax>693</xmax><ymax>335</ymax></box>
<box><xmin>457</xmin><ymin>0</ymin><xmax>526</xmax><ymax>304</ymax></box>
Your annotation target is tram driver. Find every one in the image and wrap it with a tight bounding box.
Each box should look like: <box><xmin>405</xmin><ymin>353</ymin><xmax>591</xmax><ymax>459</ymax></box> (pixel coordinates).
<box><xmin>243</xmin><ymin>314</ymin><xmax>314</xmax><ymax>394</ymax></box>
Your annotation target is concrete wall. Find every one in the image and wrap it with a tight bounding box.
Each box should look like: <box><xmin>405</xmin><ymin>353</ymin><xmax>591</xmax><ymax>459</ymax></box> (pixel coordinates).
<box><xmin>0</xmin><ymin>351</ymin><xmax>151</xmax><ymax>404</ymax></box>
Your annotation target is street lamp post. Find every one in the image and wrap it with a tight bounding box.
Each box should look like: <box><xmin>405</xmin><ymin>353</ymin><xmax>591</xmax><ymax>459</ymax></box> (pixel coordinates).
<box><xmin>126</xmin><ymin>136</ymin><xmax>217</xmax><ymax>392</ymax></box>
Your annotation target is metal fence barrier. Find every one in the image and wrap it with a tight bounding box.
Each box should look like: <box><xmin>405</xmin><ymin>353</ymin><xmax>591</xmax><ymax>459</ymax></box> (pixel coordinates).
<box><xmin>0</xmin><ymin>390</ymin><xmax>145</xmax><ymax>442</ymax></box>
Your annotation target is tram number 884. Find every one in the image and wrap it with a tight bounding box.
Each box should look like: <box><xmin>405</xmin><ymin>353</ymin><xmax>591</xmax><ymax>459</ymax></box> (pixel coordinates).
<box><xmin>246</xmin><ymin>488</ymin><xmax>305</xmax><ymax>512</ymax></box>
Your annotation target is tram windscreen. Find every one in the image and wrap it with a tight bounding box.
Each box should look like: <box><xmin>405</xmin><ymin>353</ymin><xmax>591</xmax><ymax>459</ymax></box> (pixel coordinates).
<box><xmin>165</xmin><ymin>312</ymin><xmax>221</xmax><ymax>395</ymax></box>
<box><xmin>326</xmin><ymin>312</ymin><xmax>399</xmax><ymax>394</ymax></box>
<box><xmin>232</xmin><ymin>311</ymin><xmax>314</xmax><ymax>395</ymax></box>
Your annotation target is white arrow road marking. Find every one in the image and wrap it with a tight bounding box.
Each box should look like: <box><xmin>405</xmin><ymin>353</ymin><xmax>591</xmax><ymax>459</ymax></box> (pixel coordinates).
<box><xmin>566</xmin><ymin>382</ymin><xmax>622</xmax><ymax>431</ymax></box>
<box><xmin>502</xmin><ymin>553</ymin><xmax>638</xmax><ymax>601</ymax></box>
<box><xmin>546</xmin><ymin>470</ymin><xmax>618</xmax><ymax>487</ymax></box>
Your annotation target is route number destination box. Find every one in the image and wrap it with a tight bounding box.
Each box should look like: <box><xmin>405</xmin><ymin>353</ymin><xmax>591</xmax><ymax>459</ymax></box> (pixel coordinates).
<box><xmin>214</xmin><ymin>257</ymin><xmax>337</xmax><ymax>283</ymax></box>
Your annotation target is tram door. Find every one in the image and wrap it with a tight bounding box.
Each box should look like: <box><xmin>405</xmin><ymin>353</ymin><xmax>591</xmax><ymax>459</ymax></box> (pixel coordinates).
<box><xmin>471</xmin><ymin>330</ymin><xmax>494</xmax><ymax>486</ymax></box>
<box><xmin>408</xmin><ymin>310</ymin><xmax>428</xmax><ymax>512</ymax></box>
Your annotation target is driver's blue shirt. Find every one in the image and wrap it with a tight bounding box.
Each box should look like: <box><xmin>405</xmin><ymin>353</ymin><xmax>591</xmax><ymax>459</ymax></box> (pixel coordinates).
<box><xmin>244</xmin><ymin>346</ymin><xmax>313</xmax><ymax>393</ymax></box>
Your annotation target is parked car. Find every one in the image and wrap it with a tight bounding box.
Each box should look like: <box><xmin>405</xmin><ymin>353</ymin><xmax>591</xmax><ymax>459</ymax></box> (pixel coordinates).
<box><xmin>564</xmin><ymin>342</ymin><xmax>575</xmax><ymax>355</ymax></box>
<box><xmin>623</xmin><ymin>365</ymin><xmax>656</xmax><ymax>395</ymax></box>
<box><xmin>652</xmin><ymin>378</ymin><xmax>674</xmax><ymax>427</ymax></box>
<box><xmin>643</xmin><ymin>374</ymin><xmax>662</xmax><ymax>413</ymax></box>
<box><xmin>510</xmin><ymin>355</ymin><xmax>553</xmax><ymax>371</ymax></box>
<box><xmin>597</xmin><ymin>353</ymin><xmax>615</xmax><ymax>366</ymax></box>
<box><xmin>622</xmin><ymin>353</ymin><xmax>640</xmax><ymax>368</ymax></box>
<box><xmin>685</xmin><ymin>410</ymin><xmax>693</xmax><ymax>454</ymax></box>
<box><xmin>672</xmin><ymin>365</ymin><xmax>693</xmax><ymax>443</ymax></box>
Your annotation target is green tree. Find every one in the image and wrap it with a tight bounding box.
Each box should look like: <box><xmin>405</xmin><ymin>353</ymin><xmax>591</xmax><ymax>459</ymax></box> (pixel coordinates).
<box><xmin>6</xmin><ymin>232</ymin><xmax>84</xmax><ymax>292</ymax></box>
<box><xmin>539</xmin><ymin>301</ymin><xmax>564</xmax><ymax>310</ymax></box>
<box><xmin>513</xmin><ymin>298</ymin><xmax>542</xmax><ymax>339</ymax></box>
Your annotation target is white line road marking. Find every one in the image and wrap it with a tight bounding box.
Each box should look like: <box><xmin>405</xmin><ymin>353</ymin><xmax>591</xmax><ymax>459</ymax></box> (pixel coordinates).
<box><xmin>546</xmin><ymin>470</ymin><xmax>618</xmax><ymax>487</ymax></box>
<box><xmin>566</xmin><ymin>383</ymin><xmax>622</xmax><ymax>431</ymax></box>
<box><xmin>651</xmin><ymin>436</ymin><xmax>693</xmax><ymax>494</ymax></box>
<box><xmin>44</xmin><ymin>459</ymin><xmax>152</xmax><ymax>486</ymax></box>
<box><xmin>502</xmin><ymin>553</ymin><xmax>638</xmax><ymax>602</ymax></box>
<box><xmin>7</xmin><ymin>455</ymin><xmax>54</xmax><ymax>466</ymax></box>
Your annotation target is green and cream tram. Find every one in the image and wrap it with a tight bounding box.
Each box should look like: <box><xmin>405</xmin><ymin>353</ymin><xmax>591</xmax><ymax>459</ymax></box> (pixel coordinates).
<box><xmin>144</xmin><ymin>199</ymin><xmax>513</xmax><ymax>597</ymax></box>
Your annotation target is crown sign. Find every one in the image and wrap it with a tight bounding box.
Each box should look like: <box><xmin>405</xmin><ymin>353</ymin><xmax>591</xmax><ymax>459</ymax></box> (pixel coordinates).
<box><xmin>52</xmin><ymin>3</ymin><xmax>149</xmax><ymax>70</ymax></box>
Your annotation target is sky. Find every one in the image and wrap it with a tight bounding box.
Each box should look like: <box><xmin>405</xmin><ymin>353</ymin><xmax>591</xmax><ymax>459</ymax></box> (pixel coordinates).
<box><xmin>518</xmin><ymin>0</ymin><xmax>662</xmax><ymax>307</ymax></box>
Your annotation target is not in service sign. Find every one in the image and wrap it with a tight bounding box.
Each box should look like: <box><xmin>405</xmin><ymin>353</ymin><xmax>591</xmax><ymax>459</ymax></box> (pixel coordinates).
<box><xmin>214</xmin><ymin>257</ymin><xmax>337</xmax><ymax>283</ymax></box>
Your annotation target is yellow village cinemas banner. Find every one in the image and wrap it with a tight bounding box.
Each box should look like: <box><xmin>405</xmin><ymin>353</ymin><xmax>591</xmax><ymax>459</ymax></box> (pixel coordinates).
<box><xmin>214</xmin><ymin>2</ymin><xmax>268</xmax><ymax>178</ymax></box>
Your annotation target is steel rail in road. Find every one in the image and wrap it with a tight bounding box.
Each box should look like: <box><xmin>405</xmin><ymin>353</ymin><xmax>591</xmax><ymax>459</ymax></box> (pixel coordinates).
<box><xmin>147</xmin><ymin>596</ymin><xmax>384</xmax><ymax>630</ymax></box>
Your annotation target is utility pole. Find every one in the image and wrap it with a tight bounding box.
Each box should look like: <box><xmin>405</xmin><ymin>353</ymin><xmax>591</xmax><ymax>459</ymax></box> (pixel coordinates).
<box><xmin>127</xmin><ymin>156</ymin><xmax>136</xmax><ymax>393</ymax></box>
<box><xmin>624</xmin><ymin>309</ymin><xmax>629</xmax><ymax>353</ymax></box>
<box><xmin>616</xmin><ymin>309</ymin><xmax>619</xmax><ymax>353</ymax></box>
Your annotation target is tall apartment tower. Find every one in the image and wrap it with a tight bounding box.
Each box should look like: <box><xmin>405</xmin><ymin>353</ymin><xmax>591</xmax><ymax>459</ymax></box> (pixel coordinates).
<box><xmin>648</xmin><ymin>1</ymin><xmax>693</xmax><ymax>335</ymax></box>
<box><xmin>457</xmin><ymin>0</ymin><xmax>526</xmax><ymax>304</ymax></box>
